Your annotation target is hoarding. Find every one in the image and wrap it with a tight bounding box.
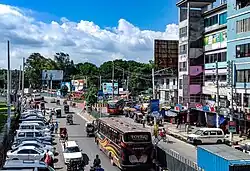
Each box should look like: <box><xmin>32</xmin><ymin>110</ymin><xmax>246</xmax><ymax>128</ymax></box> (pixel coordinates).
<box><xmin>102</xmin><ymin>83</ymin><xmax>118</xmax><ymax>95</ymax></box>
<box><xmin>71</xmin><ymin>79</ymin><xmax>86</xmax><ymax>91</ymax></box>
<box><xmin>154</xmin><ymin>40</ymin><xmax>178</xmax><ymax>69</ymax></box>
<box><xmin>42</xmin><ymin>70</ymin><xmax>63</xmax><ymax>81</ymax></box>
<box><xmin>204</xmin><ymin>31</ymin><xmax>227</xmax><ymax>51</ymax></box>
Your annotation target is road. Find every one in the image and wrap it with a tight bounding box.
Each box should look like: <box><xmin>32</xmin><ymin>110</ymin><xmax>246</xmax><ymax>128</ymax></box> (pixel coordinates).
<box><xmin>45</xmin><ymin>98</ymin><xmax>120</xmax><ymax>171</ymax></box>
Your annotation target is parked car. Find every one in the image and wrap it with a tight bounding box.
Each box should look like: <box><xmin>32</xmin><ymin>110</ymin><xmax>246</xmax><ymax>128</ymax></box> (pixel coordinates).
<box><xmin>12</xmin><ymin>140</ymin><xmax>55</xmax><ymax>154</ymax></box>
<box><xmin>2</xmin><ymin>160</ymin><xmax>55</xmax><ymax>170</ymax></box>
<box><xmin>6</xmin><ymin>146</ymin><xmax>46</xmax><ymax>161</ymax></box>
<box><xmin>19</xmin><ymin>122</ymin><xmax>51</xmax><ymax>135</ymax></box>
<box><xmin>63</xmin><ymin>141</ymin><xmax>82</xmax><ymax>164</ymax></box>
<box><xmin>20</xmin><ymin>113</ymin><xmax>44</xmax><ymax>120</ymax></box>
<box><xmin>13</xmin><ymin>138</ymin><xmax>52</xmax><ymax>146</ymax></box>
<box><xmin>22</xmin><ymin>121</ymin><xmax>49</xmax><ymax>128</ymax></box>
<box><xmin>187</xmin><ymin>128</ymin><xmax>225</xmax><ymax>145</ymax></box>
<box><xmin>15</xmin><ymin>130</ymin><xmax>52</xmax><ymax>142</ymax></box>
<box><xmin>20</xmin><ymin>117</ymin><xmax>47</xmax><ymax>123</ymax></box>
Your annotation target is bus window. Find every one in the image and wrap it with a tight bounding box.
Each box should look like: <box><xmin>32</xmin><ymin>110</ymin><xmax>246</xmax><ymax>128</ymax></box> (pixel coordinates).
<box><xmin>123</xmin><ymin>132</ymin><xmax>151</xmax><ymax>143</ymax></box>
<box><xmin>108</xmin><ymin>103</ymin><xmax>116</xmax><ymax>109</ymax></box>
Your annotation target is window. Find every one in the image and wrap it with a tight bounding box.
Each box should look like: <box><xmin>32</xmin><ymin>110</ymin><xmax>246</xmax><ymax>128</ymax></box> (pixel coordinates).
<box><xmin>29</xmin><ymin>149</ymin><xmax>39</xmax><ymax>154</ymax></box>
<box><xmin>205</xmin><ymin>75</ymin><xmax>215</xmax><ymax>82</ymax></box>
<box><xmin>26</xmin><ymin>132</ymin><xmax>34</xmax><ymax>137</ymax></box>
<box><xmin>179</xmin><ymin>44</ymin><xmax>187</xmax><ymax>55</ymax></box>
<box><xmin>236</xmin><ymin>0</ymin><xmax>250</xmax><ymax>10</ymax></box>
<box><xmin>217</xmin><ymin>131</ymin><xmax>223</xmax><ymax>135</ymax></box>
<box><xmin>210</xmin><ymin>131</ymin><xmax>217</xmax><ymax>135</ymax></box>
<box><xmin>179</xmin><ymin>26</ymin><xmax>187</xmax><ymax>38</ymax></box>
<box><xmin>17</xmin><ymin>149</ymin><xmax>30</xmax><ymax>154</ymax></box>
<box><xmin>236</xmin><ymin>70</ymin><xmax>250</xmax><ymax>82</ymax></box>
<box><xmin>173</xmin><ymin>79</ymin><xmax>176</xmax><ymax>85</ymax></box>
<box><xmin>204</xmin><ymin>15</ymin><xmax>218</xmax><ymax>27</ymax></box>
<box><xmin>35</xmin><ymin>125</ymin><xmax>42</xmax><ymax>130</ymax></box>
<box><xmin>203</xmin><ymin>131</ymin><xmax>209</xmax><ymax>135</ymax></box>
<box><xmin>179</xmin><ymin>79</ymin><xmax>183</xmax><ymax>89</ymax></box>
<box><xmin>205</xmin><ymin>52</ymin><xmax>227</xmax><ymax>63</ymax></box>
<box><xmin>179</xmin><ymin>62</ymin><xmax>187</xmax><ymax>71</ymax></box>
<box><xmin>35</xmin><ymin>132</ymin><xmax>42</xmax><ymax>137</ymax></box>
<box><xmin>219</xmin><ymin>75</ymin><xmax>227</xmax><ymax>81</ymax></box>
<box><xmin>236</xmin><ymin>17</ymin><xmax>250</xmax><ymax>33</ymax></box>
<box><xmin>219</xmin><ymin>12</ymin><xmax>227</xmax><ymax>25</ymax></box>
<box><xmin>18</xmin><ymin>132</ymin><xmax>25</xmax><ymax>137</ymax></box>
<box><xmin>236</xmin><ymin>43</ymin><xmax>250</xmax><ymax>58</ymax></box>
<box><xmin>166</xmin><ymin>79</ymin><xmax>169</xmax><ymax>85</ymax></box>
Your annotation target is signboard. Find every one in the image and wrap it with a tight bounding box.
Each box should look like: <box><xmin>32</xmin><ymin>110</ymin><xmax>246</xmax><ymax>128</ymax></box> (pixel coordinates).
<box><xmin>204</xmin><ymin>31</ymin><xmax>227</xmax><ymax>51</ymax></box>
<box><xmin>150</xmin><ymin>99</ymin><xmax>160</xmax><ymax>113</ymax></box>
<box><xmin>228</xmin><ymin>121</ymin><xmax>236</xmax><ymax>133</ymax></box>
<box><xmin>125</xmin><ymin>133</ymin><xmax>150</xmax><ymax>142</ymax></box>
<box><xmin>97</xmin><ymin>90</ymin><xmax>104</xmax><ymax>102</ymax></box>
<box><xmin>102</xmin><ymin>83</ymin><xmax>118</xmax><ymax>95</ymax></box>
<box><xmin>61</xmin><ymin>82</ymin><xmax>71</xmax><ymax>92</ymax></box>
<box><xmin>71</xmin><ymin>79</ymin><xmax>86</xmax><ymax>91</ymax></box>
<box><xmin>42</xmin><ymin>70</ymin><xmax>63</xmax><ymax>81</ymax></box>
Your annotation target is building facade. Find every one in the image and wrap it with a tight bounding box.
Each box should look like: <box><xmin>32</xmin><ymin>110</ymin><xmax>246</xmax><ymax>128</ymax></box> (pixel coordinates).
<box><xmin>177</xmin><ymin>0</ymin><xmax>216</xmax><ymax>107</ymax></box>
<box><xmin>227</xmin><ymin>0</ymin><xmax>250</xmax><ymax>112</ymax></box>
<box><xmin>202</xmin><ymin>2</ymin><xmax>228</xmax><ymax>107</ymax></box>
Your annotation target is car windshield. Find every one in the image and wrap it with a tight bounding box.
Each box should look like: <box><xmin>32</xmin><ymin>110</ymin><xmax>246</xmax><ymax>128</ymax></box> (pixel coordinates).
<box><xmin>65</xmin><ymin>146</ymin><xmax>80</xmax><ymax>153</ymax></box>
<box><xmin>194</xmin><ymin>130</ymin><xmax>203</xmax><ymax>135</ymax></box>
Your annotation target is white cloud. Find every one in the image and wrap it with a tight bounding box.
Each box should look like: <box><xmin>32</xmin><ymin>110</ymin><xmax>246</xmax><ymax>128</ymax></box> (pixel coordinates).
<box><xmin>0</xmin><ymin>4</ymin><xmax>179</xmax><ymax>69</ymax></box>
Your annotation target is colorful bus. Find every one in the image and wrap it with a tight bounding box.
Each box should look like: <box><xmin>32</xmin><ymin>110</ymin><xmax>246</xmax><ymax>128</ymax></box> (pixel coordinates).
<box><xmin>95</xmin><ymin>117</ymin><xmax>153</xmax><ymax>171</ymax></box>
<box><xmin>107</xmin><ymin>99</ymin><xmax>125</xmax><ymax>115</ymax></box>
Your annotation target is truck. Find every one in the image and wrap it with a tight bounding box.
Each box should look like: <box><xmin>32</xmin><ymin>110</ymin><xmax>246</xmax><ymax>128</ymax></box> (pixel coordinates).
<box><xmin>197</xmin><ymin>144</ymin><xmax>250</xmax><ymax>171</ymax></box>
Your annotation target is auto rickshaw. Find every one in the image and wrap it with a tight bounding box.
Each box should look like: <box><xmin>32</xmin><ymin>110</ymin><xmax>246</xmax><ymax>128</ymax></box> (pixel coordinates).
<box><xmin>60</xmin><ymin>127</ymin><xmax>68</xmax><ymax>142</ymax></box>
<box><xmin>85</xmin><ymin>122</ymin><xmax>95</xmax><ymax>137</ymax></box>
<box><xmin>55</xmin><ymin>108</ymin><xmax>62</xmax><ymax>118</ymax></box>
<box><xmin>64</xmin><ymin>104</ymin><xmax>69</xmax><ymax>113</ymax></box>
<box><xmin>66</xmin><ymin>114</ymin><xmax>73</xmax><ymax>125</ymax></box>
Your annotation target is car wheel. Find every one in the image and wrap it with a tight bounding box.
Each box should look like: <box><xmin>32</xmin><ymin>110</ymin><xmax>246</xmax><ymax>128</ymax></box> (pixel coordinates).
<box><xmin>195</xmin><ymin>140</ymin><xmax>202</xmax><ymax>145</ymax></box>
<box><xmin>217</xmin><ymin>139</ymin><xmax>223</xmax><ymax>144</ymax></box>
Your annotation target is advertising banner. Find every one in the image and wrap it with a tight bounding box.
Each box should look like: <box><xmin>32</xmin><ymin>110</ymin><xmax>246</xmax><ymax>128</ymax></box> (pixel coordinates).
<box><xmin>42</xmin><ymin>70</ymin><xmax>63</xmax><ymax>80</ymax></box>
<box><xmin>102</xmin><ymin>83</ymin><xmax>118</xmax><ymax>95</ymax></box>
<box><xmin>71</xmin><ymin>79</ymin><xmax>86</xmax><ymax>91</ymax></box>
<box><xmin>150</xmin><ymin>99</ymin><xmax>160</xmax><ymax>117</ymax></box>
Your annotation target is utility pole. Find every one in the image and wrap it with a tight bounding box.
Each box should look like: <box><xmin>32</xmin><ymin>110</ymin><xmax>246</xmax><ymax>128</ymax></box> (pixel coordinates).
<box><xmin>7</xmin><ymin>40</ymin><xmax>11</xmax><ymax>133</ymax></box>
<box><xmin>215</xmin><ymin>61</ymin><xmax>220</xmax><ymax>128</ymax></box>
<box><xmin>99</xmin><ymin>75</ymin><xmax>102</xmax><ymax>90</ymax></box>
<box><xmin>21</xmin><ymin>58</ymin><xmax>25</xmax><ymax>113</ymax></box>
<box><xmin>230</xmin><ymin>60</ymin><xmax>234</xmax><ymax>143</ymax></box>
<box><xmin>18</xmin><ymin>65</ymin><xmax>21</xmax><ymax>92</ymax></box>
<box><xmin>152</xmin><ymin>68</ymin><xmax>155</xmax><ymax>99</ymax></box>
<box><xmin>112</xmin><ymin>61</ymin><xmax>115</xmax><ymax>99</ymax></box>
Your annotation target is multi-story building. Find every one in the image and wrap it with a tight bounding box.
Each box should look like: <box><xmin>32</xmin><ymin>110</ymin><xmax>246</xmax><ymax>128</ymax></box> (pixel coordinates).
<box><xmin>176</xmin><ymin>0</ymin><xmax>216</xmax><ymax>107</ymax></box>
<box><xmin>227</xmin><ymin>0</ymin><xmax>250</xmax><ymax>113</ymax></box>
<box><xmin>154</xmin><ymin>40</ymin><xmax>178</xmax><ymax>105</ymax></box>
<box><xmin>202</xmin><ymin>1</ymin><xmax>228</xmax><ymax>107</ymax></box>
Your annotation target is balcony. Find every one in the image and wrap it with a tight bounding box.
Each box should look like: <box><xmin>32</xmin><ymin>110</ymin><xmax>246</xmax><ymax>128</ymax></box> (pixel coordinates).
<box><xmin>190</xmin><ymin>84</ymin><xmax>202</xmax><ymax>94</ymax></box>
<box><xmin>190</xmin><ymin>66</ymin><xmax>203</xmax><ymax>76</ymax></box>
<box><xmin>158</xmin><ymin>84</ymin><xmax>178</xmax><ymax>90</ymax></box>
<box><xmin>176</xmin><ymin>0</ymin><xmax>216</xmax><ymax>8</ymax></box>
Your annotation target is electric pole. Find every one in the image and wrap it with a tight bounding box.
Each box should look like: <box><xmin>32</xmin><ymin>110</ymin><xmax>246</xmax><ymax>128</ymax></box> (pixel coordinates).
<box><xmin>152</xmin><ymin>68</ymin><xmax>155</xmax><ymax>99</ymax></box>
<box><xmin>230</xmin><ymin>60</ymin><xmax>234</xmax><ymax>143</ymax></box>
<box><xmin>112</xmin><ymin>61</ymin><xmax>115</xmax><ymax>99</ymax></box>
<box><xmin>99</xmin><ymin>75</ymin><xmax>102</xmax><ymax>90</ymax></box>
<box><xmin>215</xmin><ymin>61</ymin><xmax>220</xmax><ymax>128</ymax></box>
<box><xmin>18</xmin><ymin>65</ymin><xmax>21</xmax><ymax>92</ymax></box>
<box><xmin>21</xmin><ymin>58</ymin><xmax>25</xmax><ymax>113</ymax></box>
<box><xmin>7</xmin><ymin>40</ymin><xmax>11</xmax><ymax>133</ymax></box>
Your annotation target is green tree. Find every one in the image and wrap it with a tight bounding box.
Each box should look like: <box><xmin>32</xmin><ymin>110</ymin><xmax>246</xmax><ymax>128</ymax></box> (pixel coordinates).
<box><xmin>60</xmin><ymin>84</ymin><xmax>68</xmax><ymax>97</ymax></box>
<box><xmin>85</xmin><ymin>86</ymin><xmax>98</xmax><ymax>106</ymax></box>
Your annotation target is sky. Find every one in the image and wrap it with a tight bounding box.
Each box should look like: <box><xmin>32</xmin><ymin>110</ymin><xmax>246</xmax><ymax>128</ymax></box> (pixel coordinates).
<box><xmin>0</xmin><ymin>0</ymin><xmax>179</xmax><ymax>68</ymax></box>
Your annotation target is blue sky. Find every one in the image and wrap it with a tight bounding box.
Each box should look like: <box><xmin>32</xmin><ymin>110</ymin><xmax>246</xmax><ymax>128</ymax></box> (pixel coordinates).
<box><xmin>0</xmin><ymin>0</ymin><xmax>178</xmax><ymax>31</ymax></box>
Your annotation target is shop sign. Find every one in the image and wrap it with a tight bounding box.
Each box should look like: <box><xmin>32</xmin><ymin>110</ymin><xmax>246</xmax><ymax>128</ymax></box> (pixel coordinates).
<box><xmin>228</xmin><ymin>121</ymin><xmax>236</xmax><ymax>133</ymax></box>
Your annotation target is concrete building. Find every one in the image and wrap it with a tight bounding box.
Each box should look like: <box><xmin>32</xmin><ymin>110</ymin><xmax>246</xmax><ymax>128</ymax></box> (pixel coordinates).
<box><xmin>227</xmin><ymin>0</ymin><xmax>250</xmax><ymax>112</ymax></box>
<box><xmin>176</xmin><ymin>0</ymin><xmax>216</xmax><ymax>107</ymax></box>
<box><xmin>154</xmin><ymin>40</ymin><xmax>178</xmax><ymax>105</ymax></box>
<box><xmin>202</xmin><ymin>1</ymin><xmax>228</xmax><ymax>107</ymax></box>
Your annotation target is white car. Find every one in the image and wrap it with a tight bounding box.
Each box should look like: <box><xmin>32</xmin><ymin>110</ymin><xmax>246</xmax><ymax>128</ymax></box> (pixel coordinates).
<box><xmin>6</xmin><ymin>146</ymin><xmax>45</xmax><ymax>161</ymax></box>
<box><xmin>19</xmin><ymin>122</ymin><xmax>51</xmax><ymax>135</ymax></box>
<box><xmin>12</xmin><ymin>140</ymin><xmax>55</xmax><ymax>154</ymax></box>
<box><xmin>63</xmin><ymin>141</ymin><xmax>82</xmax><ymax>164</ymax></box>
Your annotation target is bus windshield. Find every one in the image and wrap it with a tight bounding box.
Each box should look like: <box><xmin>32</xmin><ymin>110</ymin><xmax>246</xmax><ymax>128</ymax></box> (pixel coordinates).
<box><xmin>108</xmin><ymin>103</ymin><xmax>116</xmax><ymax>109</ymax></box>
<box><xmin>123</xmin><ymin>132</ymin><xmax>151</xmax><ymax>143</ymax></box>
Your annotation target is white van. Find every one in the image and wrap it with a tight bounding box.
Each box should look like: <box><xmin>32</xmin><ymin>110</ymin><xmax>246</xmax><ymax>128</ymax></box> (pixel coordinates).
<box><xmin>187</xmin><ymin>128</ymin><xmax>225</xmax><ymax>145</ymax></box>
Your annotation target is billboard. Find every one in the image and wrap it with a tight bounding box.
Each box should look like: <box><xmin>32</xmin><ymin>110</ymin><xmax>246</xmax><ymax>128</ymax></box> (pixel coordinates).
<box><xmin>204</xmin><ymin>31</ymin><xmax>227</xmax><ymax>51</ymax></box>
<box><xmin>154</xmin><ymin>40</ymin><xmax>178</xmax><ymax>69</ymax></box>
<box><xmin>102</xmin><ymin>83</ymin><xmax>118</xmax><ymax>95</ymax></box>
<box><xmin>42</xmin><ymin>70</ymin><xmax>63</xmax><ymax>81</ymax></box>
<box><xmin>71</xmin><ymin>79</ymin><xmax>86</xmax><ymax>91</ymax></box>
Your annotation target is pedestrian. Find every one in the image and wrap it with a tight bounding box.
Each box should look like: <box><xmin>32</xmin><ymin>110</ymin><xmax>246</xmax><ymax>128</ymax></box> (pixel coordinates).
<box><xmin>50</xmin><ymin>123</ymin><xmax>54</xmax><ymax>133</ymax></box>
<box><xmin>44</xmin><ymin>150</ymin><xmax>52</xmax><ymax>167</ymax></box>
<box><xmin>55</xmin><ymin>121</ymin><xmax>58</xmax><ymax>134</ymax></box>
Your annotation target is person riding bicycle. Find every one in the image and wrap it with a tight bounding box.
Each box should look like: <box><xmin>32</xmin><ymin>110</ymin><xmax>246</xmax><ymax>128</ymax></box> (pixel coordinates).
<box><xmin>93</xmin><ymin>154</ymin><xmax>101</xmax><ymax>167</ymax></box>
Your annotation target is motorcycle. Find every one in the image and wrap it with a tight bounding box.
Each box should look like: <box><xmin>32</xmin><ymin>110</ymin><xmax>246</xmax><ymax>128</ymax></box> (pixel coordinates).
<box><xmin>90</xmin><ymin>165</ymin><xmax>104</xmax><ymax>171</ymax></box>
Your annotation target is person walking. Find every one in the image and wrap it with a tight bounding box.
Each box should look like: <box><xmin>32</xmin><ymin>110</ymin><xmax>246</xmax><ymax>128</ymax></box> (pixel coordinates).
<box><xmin>44</xmin><ymin>150</ymin><xmax>52</xmax><ymax>167</ymax></box>
<box><xmin>55</xmin><ymin>121</ymin><xmax>58</xmax><ymax>134</ymax></box>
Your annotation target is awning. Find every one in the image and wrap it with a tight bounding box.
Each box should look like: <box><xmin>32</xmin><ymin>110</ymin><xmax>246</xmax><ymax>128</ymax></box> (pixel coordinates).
<box><xmin>165</xmin><ymin>110</ymin><xmax>177</xmax><ymax>117</ymax></box>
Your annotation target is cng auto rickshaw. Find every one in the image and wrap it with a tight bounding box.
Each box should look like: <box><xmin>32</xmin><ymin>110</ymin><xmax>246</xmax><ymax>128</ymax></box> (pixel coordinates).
<box><xmin>64</xmin><ymin>104</ymin><xmax>69</xmax><ymax>113</ymax></box>
<box><xmin>55</xmin><ymin>108</ymin><xmax>62</xmax><ymax>118</ymax></box>
<box><xmin>66</xmin><ymin>114</ymin><xmax>73</xmax><ymax>125</ymax></box>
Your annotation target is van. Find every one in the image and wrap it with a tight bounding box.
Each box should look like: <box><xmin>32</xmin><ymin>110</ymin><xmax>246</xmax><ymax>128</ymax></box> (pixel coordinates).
<box><xmin>187</xmin><ymin>128</ymin><xmax>225</xmax><ymax>145</ymax></box>
<box><xmin>15</xmin><ymin>130</ymin><xmax>52</xmax><ymax>143</ymax></box>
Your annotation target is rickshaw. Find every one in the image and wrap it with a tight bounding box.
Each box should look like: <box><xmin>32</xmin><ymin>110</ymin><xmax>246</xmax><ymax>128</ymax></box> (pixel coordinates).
<box><xmin>55</xmin><ymin>108</ymin><xmax>62</xmax><ymax>118</ymax></box>
<box><xmin>56</xmin><ymin>99</ymin><xmax>60</xmax><ymax>105</ymax></box>
<box><xmin>60</xmin><ymin>127</ymin><xmax>68</xmax><ymax>142</ymax></box>
<box><xmin>66</xmin><ymin>114</ymin><xmax>73</xmax><ymax>125</ymax></box>
<box><xmin>40</xmin><ymin>102</ymin><xmax>45</xmax><ymax>110</ymax></box>
<box><xmin>64</xmin><ymin>104</ymin><xmax>69</xmax><ymax>113</ymax></box>
<box><xmin>85</xmin><ymin>122</ymin><xmax>95</xmax><ymax>137</ymax></box>
<box><xmin>133</xmin><ymin>112</ymin><xmax>143</xmax><ymax>123</ymax></box>
<box><xmin>63</xmin><ymin>100</ymin><xmax>68</xmax><ymax>105</ymax></box>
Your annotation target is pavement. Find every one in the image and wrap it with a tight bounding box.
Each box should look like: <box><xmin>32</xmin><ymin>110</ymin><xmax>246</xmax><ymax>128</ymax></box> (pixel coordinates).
<box><xmin>45</xmin><ymin>97</ymin><xmax>120</xmax><ymax>171</ymax></box>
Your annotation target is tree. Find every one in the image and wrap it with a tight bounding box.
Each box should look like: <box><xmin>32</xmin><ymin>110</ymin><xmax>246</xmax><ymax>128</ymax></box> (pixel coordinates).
<box><xmin>60</xmin><ymin>84</ymin><xmax>68</xmax><ymax>97</ymax></box>
<box><xmin>85</xmin><ymin>86</ymin><xmax>98</xmax><ymax>106</ymax></box>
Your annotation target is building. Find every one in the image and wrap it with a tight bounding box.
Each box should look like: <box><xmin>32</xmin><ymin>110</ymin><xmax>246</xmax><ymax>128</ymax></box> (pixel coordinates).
<box><xmin>177</xmin><ymin>0</ymin><xmax>216</xmax><ymax>108</ymax></box>
<box><xmin>154</xmin><ymin>40</ymin><xmax>178</xmax><ymax>105</ymax></box>
<box><xmin>202</xmin><ymin>1</ymin><xmax>228</xmax><ymax>107</ymax></box>
<box><xmin>227</xmin><ymin>0</ymin><xmax>250</xmax><ymax>113</ymax></box>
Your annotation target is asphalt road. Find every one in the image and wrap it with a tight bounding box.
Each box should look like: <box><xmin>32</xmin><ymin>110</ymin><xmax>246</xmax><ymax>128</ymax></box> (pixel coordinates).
<box><xmin>45</xmin><ymin>98</ymin><xmax>120</xmax><ymax>171</ymax></box>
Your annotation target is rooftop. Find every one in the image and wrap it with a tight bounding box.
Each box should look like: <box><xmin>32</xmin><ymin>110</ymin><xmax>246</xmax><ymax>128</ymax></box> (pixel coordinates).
<box><xmin>176</xmin><ymin>0</ymin><xmax>216</xmax><ymax>8</ymax></box>
<box><xmin>65</xmin><ymin>141</ymin><xmax>78</xmax><ymax>147</ymax></box>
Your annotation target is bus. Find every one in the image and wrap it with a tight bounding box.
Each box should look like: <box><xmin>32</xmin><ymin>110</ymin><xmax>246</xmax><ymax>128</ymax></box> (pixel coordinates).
<box><xmin>107</xmin><ymin>99</ymin><xmax>125</xmax><ymax>115</ymax></box>
<box><xmin>95</xmin><ymin>117</ymin><xmax>153</xmax><ymax>171</ymax></box>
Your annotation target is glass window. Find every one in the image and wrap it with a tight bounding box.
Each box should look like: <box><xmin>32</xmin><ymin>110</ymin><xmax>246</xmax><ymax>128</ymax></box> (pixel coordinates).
<box><xmin>179</xmin><ymin>44</ymin><xmax>187</xmax><ymax>55</ymax></box>
<box><xmin>236</xmin><ymin>70</ymin><xmax>245</xmax><ymax>82</ymax></box>
<box><xmin>219</xmin><ymin>12</ymin><xmax>227</xmax><ymax>25</ymax></box>
<box><xmin>26</xmin><ymin>132</ymin><xmax>34</xmax><ymax>137</ymax></box>
<box><xmin>179</xmin><ymin>79</ymin><xmax>183</xmax><ymax>89</ymax></box>
<box><xmin>17</xmin><ymin>149</ymin><xmax>30</xmax><ymax>154</ymax></box>
<box><xmin>173</xmin><ymin>79</ymin><xmax>176</xmax><ymax>85</ymax></box>
<box><xmin>236</xmin><ymin>0</ymin><xmax>250</xmax><ymax>10</ymax></box>
<box><xmin>210</xmin><ymin>131</ymin><xmax>217</xmax><ymax>135</ymax></box>
<box><xmin>204</xmin><ymin>15</ymin><xmax>218</xmax><ymax>27</ymax></box>
<box><xmin>217</xmin><ymin>131</ymin><xmax>223</xmax><ymax>135</ymax></box>
<box><xmin>18</xmin><ymin>132</ymin><xmax>25</xmax><ymax>137</ymax></box>
<box><xmin>64</xmin><ymin>147</ymin><xmax>80</xmax><ymax>153</ymax></box>
<box><xmin>35</xmin><ymin>132</ymin><xmax>42</xmax><ymax>137</ymax></box>
<box><xmin>203</xmin><ymin>131</ymin><xmax>209</xmax><ymax>135</ymax></box>
<box><xmin>236</xmin><ymin>17</ymin><xmax>250</xmax><ymax>33</ymax></box>
<box><xmin>236</xmin><ymin>43</ymin><xmax>250</xmax><ymax>58</ymax></box>
<box><xmin>179</xmin><ymin>26</ymin><xmax>187</xmax><ymax>38</ymax></box>
<box><xmin>29</xmin><ymin>149</ymin><xmax>39</xmax><ymax>154</ymax></box>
